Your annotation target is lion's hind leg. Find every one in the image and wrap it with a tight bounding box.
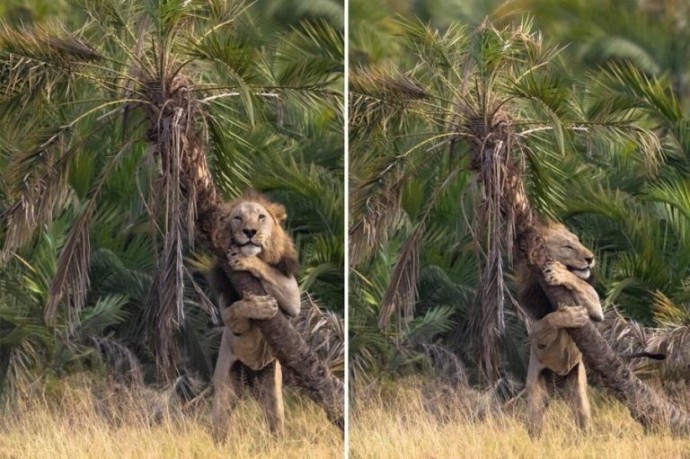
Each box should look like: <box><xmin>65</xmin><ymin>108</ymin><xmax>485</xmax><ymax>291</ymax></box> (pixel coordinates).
<box><xmin>255</xmin><ymin>361</ymin><xmax>285</xmax><ymax>435</ymax></box>
<box><xmin>561</xmin><ymin>361</ymin><xmax>591</xmax><ymax>433</ymax></box>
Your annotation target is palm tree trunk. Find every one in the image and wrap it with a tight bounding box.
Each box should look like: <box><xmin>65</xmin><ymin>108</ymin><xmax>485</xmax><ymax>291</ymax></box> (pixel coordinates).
<box><xmin>184</xmin><ymin>144</ymin><xmax>344</xmax><ymax>431</ymax></box>
<box><xmin>226</xmin><ymin>269</ymin><xmax>344</xmax><ymax>430</ymax></box>
<box><xmin>569</xmin><ymin>321</ymin><xmax>690</xmax><ymax>433</ymax></box>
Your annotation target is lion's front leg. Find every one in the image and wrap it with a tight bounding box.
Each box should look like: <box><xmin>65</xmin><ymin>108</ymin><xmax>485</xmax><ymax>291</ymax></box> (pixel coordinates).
<box><xmin>222</xmin><ymin>294</ymin><xmax>279</xmax><ymax>334</ymax></box>
<box><xmin>212</xmin><ymin>328</ymin><xmax>241</xmax><ymax>443</ymax></box>
<box><xmin>542</xmin><ymin>261</ymin><xmax>579</xmax><ymax>290</ymax></box>
<box><xmin>227</xmin><ymin>249</ymin><xmax>301</xmax><ymax>318</ymax></box>
<box><xmin>541</xmin><ymin>305</ymin><xmax>590</xmax><ymax>329</ymax></box>
<box><xmin>542</xmin><ymin>262</ymin><xmax>603</xmax><ymax>321</ymax></box>
<box><xmin>530</xmin><ymin>305</ymin><xmax>589</xmax><ymax>352</ymax></box>
<box><xmin>525</xmin><ymin>352</ymin><xmax>549</xmax><ymax>437</ymax></box>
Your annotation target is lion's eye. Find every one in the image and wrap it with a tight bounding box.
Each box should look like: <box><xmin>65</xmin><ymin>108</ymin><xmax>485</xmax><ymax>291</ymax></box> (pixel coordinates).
<box><xmin>258</xmin><ymin>214</ymin><xmax>266</xmax><ymax>221</ymax></box>
<box><xmin>233</xmin><ymin>216</ymin><xmax>242</xmax><ymax>222</ymax></box>
<box><xmin>565</xmin><ymin>244</ymin><xmax>574</xmax><ymax>250</ymax></box>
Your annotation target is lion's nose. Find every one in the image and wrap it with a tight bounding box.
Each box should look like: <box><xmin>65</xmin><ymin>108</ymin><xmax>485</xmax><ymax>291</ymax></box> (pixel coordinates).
<box><xmin>585</xmin><ymin>256</ymin><xmax>594</xmax><ymax>265</ymax></box>
<box><xmin>243</xmin><ymin>228</ymin><xmax>257</xmax><ymax>238</ymax></box>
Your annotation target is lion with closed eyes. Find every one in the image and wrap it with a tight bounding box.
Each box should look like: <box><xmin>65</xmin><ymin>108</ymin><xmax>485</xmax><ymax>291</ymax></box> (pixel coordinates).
<box><xmin>517</xmin><ymin>220</ymin><xmax>602</xmax><ymax>437</ymax></box>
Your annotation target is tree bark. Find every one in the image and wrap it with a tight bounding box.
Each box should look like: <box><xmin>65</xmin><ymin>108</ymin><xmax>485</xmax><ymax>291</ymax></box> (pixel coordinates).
<box><xmin>568</xmin><ymin>321</ymin><xmax>690</xmax><ymax>434</ymax></box>
<box><xmin>226</xmin><ymin>269</ymin><xmax>344</xmax><ymax>430</ymax></box>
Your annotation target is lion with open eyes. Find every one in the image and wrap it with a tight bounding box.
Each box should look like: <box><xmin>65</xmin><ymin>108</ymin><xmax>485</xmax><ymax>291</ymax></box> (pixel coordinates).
<box><xmin>517</xmin><ymin>220</ymin><xmax>603</xmax><ymax>437</ymax></box>
<box><xmin>209</xmin><ymin>192</ymin><xmax>300</xmax><ymax>441</ymax></box>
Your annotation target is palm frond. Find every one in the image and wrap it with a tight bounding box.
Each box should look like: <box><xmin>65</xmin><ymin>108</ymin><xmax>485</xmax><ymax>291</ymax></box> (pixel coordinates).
<box><xmin>75</xmin><ymin>294</ymin><xmax>129</xmax><ymax>337</ymax></box>
<box><xmin>378</xmin><ymin>226</ymin><xmax>421</xmax><ymax>329</ymax></box>
<box><xmin>293</xmin><ymin>294</ymin><xmax>344</xmax><ymax>377</ymax></box>
<box><xmin>45</xmin><ymin>204</ymin><xmax>93</xmax><ymax>324</ymax></box>
<box><xmin>275</xmin><ymin>20</ymin><xmax>343</xmax><ymax>87</ymax></box>
<box><xmin>45</xmin><ymin>142</ymin><xmax>132</xmax><ymax>324</ymax></box>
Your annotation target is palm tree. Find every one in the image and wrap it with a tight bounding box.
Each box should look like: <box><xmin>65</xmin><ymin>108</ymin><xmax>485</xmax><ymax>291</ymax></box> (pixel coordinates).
<box><xmin>0</xmin><ymin>0</ymin><xmax>343</xmax><ymax>406</ymax></box>
<box><xmin>350</xmin><ymin>16</ymin><xmax>690</xmax><ymax>430</ymax></box>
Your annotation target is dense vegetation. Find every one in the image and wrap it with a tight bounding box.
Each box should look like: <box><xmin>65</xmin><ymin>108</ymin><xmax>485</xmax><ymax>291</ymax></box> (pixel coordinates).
<box><xmin>350</xmin><ymin>0</ymin><xmax>690</xmax><ymax>387</ymax></box>
<box><xmin>0</xmin><ymin>0</ymin><xmax>344</xmax><ymax>399</ymax></box>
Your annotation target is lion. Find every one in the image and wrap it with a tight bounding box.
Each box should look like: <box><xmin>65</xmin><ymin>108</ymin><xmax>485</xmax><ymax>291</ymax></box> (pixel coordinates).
<box><xmin>209</xmin><ymin>192</ymin><xmax>300</xmax><ymax>441</ymax></box>
<box><xmin>518</xmin><ymin>220</ymin><xmax>603</xmax><ymax>437</ymax></box>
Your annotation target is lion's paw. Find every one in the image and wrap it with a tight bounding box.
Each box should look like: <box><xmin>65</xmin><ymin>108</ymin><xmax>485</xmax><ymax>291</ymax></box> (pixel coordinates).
<box><xmin>227</xmin><ymin>249</ymin><xmax>263</xmax><ymax>276</ymax></box>
<box><xmin>554</xmin><ymin>305</ymin><xmax>589</xmax><ymax>328</ymax></box>
<box><xmin>542</xmin><ymin>261</ymin><xmax>569</xmax><ymax>286</ymax></box>
<box><xmin>248</xmin><ymin>295</ymin><xmax>278</xmax><ymax>320</ymax></box>
<box><xmin>232</xmin><ymin>256</ymin><xmax>255</xmax><ymax>272</ymax></box>
<box><xmin>226</xmin><ymin>248</ymin><xmax>243</xmax><ymax>270</ymax></box>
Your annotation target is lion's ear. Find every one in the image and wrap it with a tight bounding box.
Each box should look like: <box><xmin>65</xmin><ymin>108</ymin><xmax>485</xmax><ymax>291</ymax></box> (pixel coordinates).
<box><xmin>269</xmin><ymin>203</ymin><xmax>287</xmax><ymax>224</ymax></box>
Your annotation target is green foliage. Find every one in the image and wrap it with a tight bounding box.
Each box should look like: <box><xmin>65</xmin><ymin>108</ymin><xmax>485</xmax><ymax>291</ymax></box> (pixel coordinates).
<box><xmin>349</xmin><ymin>5</ymin><xmax>690</xmax><ymax>385</ymax></box>
<box><xmin>0</xmin><ymin>0</ymin><xmax>343</xmax><ymax>395</ymax></box>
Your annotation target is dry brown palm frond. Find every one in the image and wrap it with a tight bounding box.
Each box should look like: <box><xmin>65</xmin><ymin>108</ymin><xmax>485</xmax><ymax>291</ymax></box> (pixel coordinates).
<box><xmin>465</xmin><ymin>118</ymin><xmax>517</xmax><ymax>383</ymax></box>
<box><xmin>377</xmin><ymin>168</ymin><xmax>462</xmax><ymax>331</ymax></box>
<box><xmin>349</xmin><ymin>159</ymin><xmax>407</xmax><ymax>267</ymax></box>
<box><xmin>153</xmin><ymin>111</ymin><xmax>187</xmax><ymax>380</ymax></box>
<box><xmin>647</xmin><ymin>326</ymin><xmax>690</xmax><ymax>379</ymax></box>
<box><xmin>420</xmin><ymin>343</ymin><xmax>469</xmax><ymax>387</ymax></box>
<box><xmin>292</xmin><ymin>294</ymin><xmax>345</xmax><ymax>378</ymax></box>
<box><xmin>350</xmin><ymin>68</ymin><xmax>429</xmax><ymax>103</ymax></box>
<box><xmin>1</xmin><ymin>135</ymin><xmax>72</xmax><ymax>262</ymax></box>
<box><xmin>652</xmin><ymin>290</ymin><xmax>687</xmax><ymax>326</ymax></box>
<box><xmin>45</xmin><ymin>206</ymin><xmax>93</xmax><ymax>325</ymax></box>
<box><xmin>140</xmin><ymin>73</ymin><xmax>207</xmax><ymax>380</ymax></box>
<box><xmin>600</xmin><ymin>308</ymin><xmax>649</xmax><ymax>353</ymax></box>
<box><xmin>90</xmin><ymin>337</ymin><xmax>145</xmax><ymax>386</ymax></box>
<box><xmin>378</xmin><ymin>227</ymin><xmax>422</xmax><ymax>330</ymax></box>
<box><xmin>0</xmin><ymin>24</ymin><xmax>101</xmax><ymax>63</ymax></box>
<box><xmin>599</xmin><ymin>306</ymin><xmax>690</xmax><ymax>380</ymax></box>
<box><xmin>44</xmin><ymin>142</ymin><xmax>132</xmax><ymax>325</ymax></box>
<box><xmin>0</xmin><ymin>25</ymin><xmax>100</xmax><ymax>105</ymax></box>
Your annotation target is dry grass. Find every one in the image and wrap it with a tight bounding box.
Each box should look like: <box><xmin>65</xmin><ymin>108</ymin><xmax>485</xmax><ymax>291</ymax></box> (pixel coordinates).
<box><xmin>0</xmin><ymin>375</ymin><xmax>342</xmax><ymax>459</ymax></box>
<box><xmin>349</xmin><ymin>378</ymin><xmax>690</xmax><ymax>459</ymax></box>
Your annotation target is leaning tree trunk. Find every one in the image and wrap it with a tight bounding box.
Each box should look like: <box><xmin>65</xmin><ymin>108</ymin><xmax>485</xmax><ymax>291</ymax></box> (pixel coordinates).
<box><xmin>183</xmin><ymin>140</ymin><xmax>344</xmax><ymax>431</ymax></box>
<box><xmin>504</xmin><ymin>156</ymin><xmax>690</xmax><ymax>435</ymax></box>
<box><xmin>226</xmin><ymin>269</ymin><xmax>344</xmax><ymax>430</ymax></box>
<box><xmin>569</xmin><ymin>321</ymin><xmax>689</xmax><ymax>433</ymax></box>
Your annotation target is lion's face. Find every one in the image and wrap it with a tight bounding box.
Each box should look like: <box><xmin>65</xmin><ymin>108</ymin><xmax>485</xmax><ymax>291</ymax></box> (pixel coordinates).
<box><xmin>221</xmin><ymin>193</ymin><xmax>298</xmax><ymax>274</ymax></box>
<box><xmin>229</xmin><ymin>202</ymin><xmax>276</xmax><ymax>257</ymax></box>
<box><xmin>543</xmin><ymin>223</ymin><xmax>595</xmax><ymax>281</ymax></box>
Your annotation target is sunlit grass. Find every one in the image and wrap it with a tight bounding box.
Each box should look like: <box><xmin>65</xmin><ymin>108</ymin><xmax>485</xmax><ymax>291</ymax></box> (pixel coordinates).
<box><xmin>0</xmin><ymin>375</ymin><xmax>342</xmax><ymax>459</ymax></box>
<box><xmin>349</xmin><ymin>378</ymin><xmax>690</xmax><ymax>459</ymax></box>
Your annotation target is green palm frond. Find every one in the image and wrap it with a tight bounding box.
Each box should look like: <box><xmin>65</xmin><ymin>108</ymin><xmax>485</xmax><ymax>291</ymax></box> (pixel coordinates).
<box><xmin>406</xmin><ymin>305</ymin><xmax>456</xmax><ymax>344</ymax></box>
<box><xmin>349</xmin><ymin>12</ymin><xmax>690</xmax><ymax>383</ymax></box>
<box><xmin>1</xmin><ymin>0</ymin><xmax>343</xmax><ymax>386</ymax></box>
<box><xmin>276</xmin><ymin>20</ymin><xmax>343</xmax><ymax>87</ymax></box>
<box><xmin>73</xmin><ymin>294</ymin><xmax>128</xmax><ymax>337</ymax></box>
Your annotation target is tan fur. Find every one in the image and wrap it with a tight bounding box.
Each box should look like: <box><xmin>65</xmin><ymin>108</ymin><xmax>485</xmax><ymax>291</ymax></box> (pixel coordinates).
<box><xmin>221</xmin><ymin>192</ymin><xmax>298</xmax><ymax>267</ymax></box>
<box><xmin>211</xmin><ymin>193</ymin><xmax>300</xmax><ymax>442</ymax></box>
<box><xmin>521</xmin><ymin>221</ymin><xmax>602</xmax><ymax>437</ymax></box>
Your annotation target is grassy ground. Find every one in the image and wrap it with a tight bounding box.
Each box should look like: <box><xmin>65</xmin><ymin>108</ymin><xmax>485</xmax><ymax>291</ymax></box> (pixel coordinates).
<box><xmin>0</xmin><ymin>376</ymin><xmax>342</xmax><ymax>459</ymax></box>
<box><xmin>349</xmin><ymin>378</ymin><xmax>690</xmax><ymax>459</ymax></box>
